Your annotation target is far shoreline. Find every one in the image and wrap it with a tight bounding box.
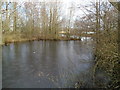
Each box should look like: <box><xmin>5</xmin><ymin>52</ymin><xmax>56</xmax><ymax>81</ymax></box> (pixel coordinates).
<box><xmin>1</xmin><ymin>38</ymin><xmax>81</xmax><ymax>46</ymax></box>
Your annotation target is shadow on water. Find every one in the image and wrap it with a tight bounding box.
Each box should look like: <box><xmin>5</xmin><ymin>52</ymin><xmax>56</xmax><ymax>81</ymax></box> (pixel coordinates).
<box><xmin>2</xmin><ymin>40</ymin><xmax>107</xmax><ymax>88</ymax></box>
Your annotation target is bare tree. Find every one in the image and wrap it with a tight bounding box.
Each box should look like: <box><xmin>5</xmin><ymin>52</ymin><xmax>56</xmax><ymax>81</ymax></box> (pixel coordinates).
<box><xmin>0</xmin><ymin>2</ymin><xmax>2</xmax><ymax>44</ymax></box>
<box><xmin>40</xmin><ymin>2</ymin><xmax>48</xmax><ymax>39</ymax></box>
<box><xmin>13</xmin><ymin>2</ymin><xmax>17</xmax><ymax>32</ymax></box>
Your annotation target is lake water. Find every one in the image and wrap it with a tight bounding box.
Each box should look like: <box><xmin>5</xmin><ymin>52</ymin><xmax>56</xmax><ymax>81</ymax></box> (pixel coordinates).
<box><xmin>2</xmin><ymin>40</ymin><xmax>95</xmax><ymax>88</ymax></box>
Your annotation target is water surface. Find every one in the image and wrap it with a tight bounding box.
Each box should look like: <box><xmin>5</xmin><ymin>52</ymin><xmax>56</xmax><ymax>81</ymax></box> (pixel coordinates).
<box><xmin>3</xmin><ymin>41</ymin><xmax>94</xmax><ymax>88</ymax></box>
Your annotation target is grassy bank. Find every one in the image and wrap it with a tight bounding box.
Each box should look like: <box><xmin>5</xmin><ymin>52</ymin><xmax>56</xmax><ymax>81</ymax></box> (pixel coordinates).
<box><xmin>1</xmin><ymin>32</ymin><xmax>81</xmax><ymax>45</ymax></box>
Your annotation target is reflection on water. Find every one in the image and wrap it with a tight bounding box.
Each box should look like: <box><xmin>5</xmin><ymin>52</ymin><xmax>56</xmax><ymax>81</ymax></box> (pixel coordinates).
<box><xmin>3</xmin><ymin>41</ymin><xmax>94</xmax><ymax>88</ymax></box>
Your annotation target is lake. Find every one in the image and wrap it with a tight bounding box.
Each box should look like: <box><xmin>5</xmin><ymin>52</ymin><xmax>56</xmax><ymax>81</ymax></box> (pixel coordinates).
<box><xmin>2</xmin><ymin>40</ymin><xmax>95</xmax><ymax>88</ymax></box>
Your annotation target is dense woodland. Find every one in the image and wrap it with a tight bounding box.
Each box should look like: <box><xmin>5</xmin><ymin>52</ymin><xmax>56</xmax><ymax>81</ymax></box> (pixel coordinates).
<box><xmin>0</xmin><ymin>0</ymin><xmax>120</xmax><ymax>89</ymax></box>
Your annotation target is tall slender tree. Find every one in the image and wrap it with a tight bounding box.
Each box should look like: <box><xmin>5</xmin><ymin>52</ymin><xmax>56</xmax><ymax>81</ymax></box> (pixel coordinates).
<box><xmin>0</xmin><ymin>2</ymin><xmax>2</xmax><ymax>44</ymax></box>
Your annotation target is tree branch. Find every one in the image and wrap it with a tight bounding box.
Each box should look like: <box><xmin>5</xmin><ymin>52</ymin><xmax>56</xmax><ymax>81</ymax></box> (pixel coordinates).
<box><xmin>108</xmin><ymin>0</ymin><xmax>120</xmax><ymax>11</ymax></box>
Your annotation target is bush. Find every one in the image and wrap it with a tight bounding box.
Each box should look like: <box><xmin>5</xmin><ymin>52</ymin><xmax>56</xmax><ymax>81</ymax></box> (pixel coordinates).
<box><xmin>94</xmin><ymin>30</ymin><xmax>120</xmax><ymax>89</ymax></box>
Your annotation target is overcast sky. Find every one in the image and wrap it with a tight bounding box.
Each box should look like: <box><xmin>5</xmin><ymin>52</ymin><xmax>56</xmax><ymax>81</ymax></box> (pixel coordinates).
<box><xmin>1</xmin><ymin>0</ymin><xmax>114</xmax><ymax>28</ymax></box>
<box><xmin>1</xmin><ymin>0</ymin><xmax>110</xmax><ymax>20</ymax></box>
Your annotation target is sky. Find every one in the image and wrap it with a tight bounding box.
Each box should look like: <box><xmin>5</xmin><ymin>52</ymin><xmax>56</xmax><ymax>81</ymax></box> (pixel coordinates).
<box><xmin>1</xmin><ymin>0</ymin><xmax>94</xmax><ymax>16</ymax></box>
<box><xmin>1</xmin><ymin>0</ymin><xmax>94</xmax><ymax>2</ymax></box>
<box><xmin>1</xmin><ymin>0</ymin><xmax>114</xmax><ymax>21</ymax></box>
<box><xmin>1</xmin><ymin>0</ymin><xmax>116</xmax><ymax>28</ymax></box>
<box><xmin>1</xmin><ymin>0</ymin><xmax>112</xmax><ymax>17</ymax></box>
<box><xmin>1</xmin><ymin>0</ymin><xmax>111</xmax><ymax>2</ymax></box>
<box><xmin>1</xmin><ymin>0</ymin><xmax>111</xmax><ymax>21</ymax></box>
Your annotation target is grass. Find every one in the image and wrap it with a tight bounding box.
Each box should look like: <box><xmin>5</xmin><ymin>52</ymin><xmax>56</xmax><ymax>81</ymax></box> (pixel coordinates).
<box><xmin>2</xmin><ymin>31</ymin><xmax>81</xmax><ymax>45</ymax></box>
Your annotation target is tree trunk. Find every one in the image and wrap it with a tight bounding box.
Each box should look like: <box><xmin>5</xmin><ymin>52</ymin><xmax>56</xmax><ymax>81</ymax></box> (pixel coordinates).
<box><xmin>5</xmin><ymin>2</ymin><xmax>9</xmax><ymax>31</ymax></box>
<box><xmin>0</xmin><ymin>2</ymin><xmax>2</xmax><ymax>44</ymax></box>
<box><xmin>95</xmin><ymin>1</ymin><xmax>100</xmax><ymax>47</ymax></box>
<box><xmin>118</xmin><ymin>2</ymin><xmax>120</xmax><ymax>56</ymax></box>
<box><xmin>13</xmin><ymin>2</ymin><xmax>17</xmax><ymax>32</ymax></box>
